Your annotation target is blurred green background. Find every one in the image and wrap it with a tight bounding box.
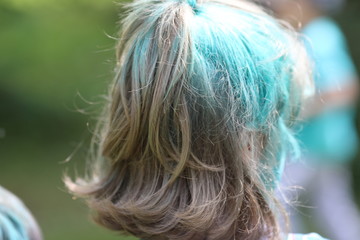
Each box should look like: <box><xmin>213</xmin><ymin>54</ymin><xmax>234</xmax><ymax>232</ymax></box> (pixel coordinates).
<box><xmin>0</xmin><ymin>0</ymin><xmax>359</xmax><ymax>239</ymax></box>
<box><xmin>0</xmin><ymin>0</ymin><xmax>134</xmax><ymax>239</ymax></box>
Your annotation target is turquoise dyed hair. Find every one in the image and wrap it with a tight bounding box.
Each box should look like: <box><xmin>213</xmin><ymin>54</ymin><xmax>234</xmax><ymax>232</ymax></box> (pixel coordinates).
<box><xmin>0</xmin><ymin>206</ymin><xmax>29</xmax><ymax>240</ymax></box>
<box><xmin>66</xmin><ymin>0</ymin><xmax>311</xmax><ymax>239</ymax></box>
<box><xmin>115</xmin><ymin>0</ymin><xmax>309</xmax><ymax>184</ymax></box>
<box><xmin>190</xmin><ymin>3</ymin><xmax>306</xmax><ymax>182</ymax></box>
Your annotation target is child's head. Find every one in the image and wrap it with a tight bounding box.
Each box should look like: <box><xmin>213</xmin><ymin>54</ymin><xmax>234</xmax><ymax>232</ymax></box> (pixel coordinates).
<box><xmin>0</xmin><ymin>186</ymin><xmax>42</xmax><ymax>240</ymax></box>
<box><xmin>66</xmin><ymin>0</ymin><xmax>311</xmax><ymax>239</ymax></box>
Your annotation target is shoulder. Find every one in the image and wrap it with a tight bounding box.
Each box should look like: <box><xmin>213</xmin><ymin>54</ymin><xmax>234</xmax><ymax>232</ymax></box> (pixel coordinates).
<box><xmin>288</xmin><ymin>233</ymin><xmax>329</xmax><ymax>240</ymax></box>
<box><xmin>302</xmin><ymin>17</ymin><xmax>357</xmax><ymax>85</ymax></box>
<box><xmin>303</xmin><ymin>17</ymin><xmax>343</xmax><ymax>41</ymax></box>
<box><xmin>302</xmin><ymin>17</ymin><xmax>346</xmax><ymax>55</ymax></box>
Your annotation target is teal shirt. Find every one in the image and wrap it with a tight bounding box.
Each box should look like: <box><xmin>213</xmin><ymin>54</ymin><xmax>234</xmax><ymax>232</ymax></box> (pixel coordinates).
<box><xmin>298</xmin><ymin>17</ymin><xmax>358</xmax><ymax>164</ymax></box>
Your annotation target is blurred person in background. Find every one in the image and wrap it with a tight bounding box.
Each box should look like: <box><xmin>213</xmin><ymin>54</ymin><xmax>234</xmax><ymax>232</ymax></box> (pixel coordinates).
<box><xmin>0</xmin><ymin>186</ymin><xmax>42</xmax><ymax>240</ymax></box>
<box><xmin>264</xmin><ymin>0</ymin><xmax>360</xmax><ymax>239</ymax></box>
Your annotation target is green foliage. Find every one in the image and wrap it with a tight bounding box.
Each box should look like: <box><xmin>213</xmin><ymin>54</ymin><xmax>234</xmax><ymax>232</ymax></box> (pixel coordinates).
<box><xmin>0</xmin><ymin>1</ymin><xmax>135</xmax><ymax>239</ymax></box>
<box><xmin>0</xmin><ymin>0</ymin><xmax>117</xmax><ymax>110</ymax></box>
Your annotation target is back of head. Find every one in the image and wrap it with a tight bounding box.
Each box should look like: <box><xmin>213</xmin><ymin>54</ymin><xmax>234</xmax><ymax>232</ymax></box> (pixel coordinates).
<box><xmin>0</xmin><ymin>187</ymin><xmax>42</xmax><ymax>240</ymax></box>
<box><xmin>66</xmin><ymin>0</ymin><xmax>311</xmax><ymax>239</ymax></box>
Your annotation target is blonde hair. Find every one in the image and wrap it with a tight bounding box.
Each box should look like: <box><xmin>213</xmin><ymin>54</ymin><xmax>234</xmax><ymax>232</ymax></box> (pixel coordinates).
<box><xmin>66</xmin><ymin>0</ymin><xmax>311</xmax><ymax>239</ymax></box>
